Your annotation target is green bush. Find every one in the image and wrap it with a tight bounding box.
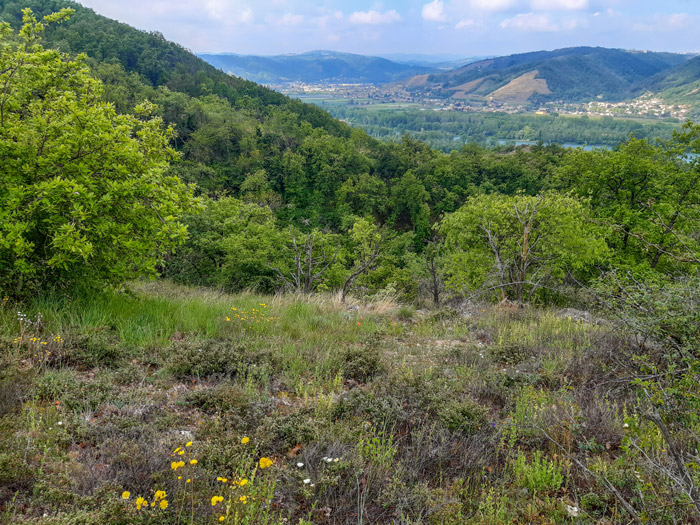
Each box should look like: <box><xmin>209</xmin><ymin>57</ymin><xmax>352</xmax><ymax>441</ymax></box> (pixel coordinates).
<box><xmin>341</xmin><ymin>344</ymin><xmax>384</xmax><ymax>382</ymax></box>
<box><xmin>0</xmin><ymin>10</ymin><xmax>198</xmax><ymax>297</ymax></box>
<box><xmin>512</xmin><ymin>449</ymin><xmax>564</xmax><ymax>494</ymax></box>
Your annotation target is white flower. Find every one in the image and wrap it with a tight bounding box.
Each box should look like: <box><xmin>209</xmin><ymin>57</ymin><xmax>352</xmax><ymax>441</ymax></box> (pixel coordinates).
<box><xmin>297</xmin><ymin>462</ymin><xmax>304</xmax><ymax>468</ymax></box>
<box><xmin>303</xmin><ymin>478</ymin><xmax>311</xmax><ymax>484</ymax></box>
<box><xmin>623</xmin><ymin>423</ymin><xmax>629</xmax><ymax>428</ymax></box>
<box><xmin>333</xmin><ymin>458</ymin><xmax>339</xmax><ymax>462</ymax></box>
<box><xmin>57</xmin><ymin>421</ymin><xmax>63</xmax><ymax>425</ymax></box>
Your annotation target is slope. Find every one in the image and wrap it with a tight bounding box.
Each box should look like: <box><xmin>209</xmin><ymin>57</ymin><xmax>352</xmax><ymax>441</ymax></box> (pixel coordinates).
<box><xmin>0</xmin><ymin>0</ymin><xmax>348</xmax><ymax>137</ymax></box>
<box><xmin>402</xmin><ymin>47</ymin><xmax>689</xmax><ymax>104</ymax></box>
<box><xmin>198</xmin><ymin>50</ymin><xmax>439</xmax><ymax>84</ymax></box>
<box><xmin>636</xmin><ymin>55</ymin><xmax>700</xmax><ymax>104</ymax></box>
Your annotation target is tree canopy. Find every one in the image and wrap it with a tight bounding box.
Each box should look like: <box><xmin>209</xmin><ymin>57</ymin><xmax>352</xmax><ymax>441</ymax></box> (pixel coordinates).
<box><xmin>0</xmin><ymin>9</ymin><xmax>198</xmax><ymax>295</ymax></box>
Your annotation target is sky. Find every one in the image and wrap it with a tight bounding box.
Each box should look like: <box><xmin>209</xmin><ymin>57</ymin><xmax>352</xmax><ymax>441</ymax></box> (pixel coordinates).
<box><xmin>76</xmin><ymin>0</ymin><xmax>700</xmax><ymax>57</ymax></box>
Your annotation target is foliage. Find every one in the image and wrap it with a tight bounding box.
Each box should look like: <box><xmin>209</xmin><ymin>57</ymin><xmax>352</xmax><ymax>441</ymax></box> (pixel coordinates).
<box><xmin>558</xmin><ymin>128</ymin><xmax>700</xmax><ymax>273</ymax></box>
<box><xmin>165</xmin><ymin>197</ymin><xmax>286</xmax><ymax>292</ymax></box>
<box><xmin>511</xmin><ymin>449</ymin><xmax>564</xmax><ymax>494</ymax></box>
<box><xmin>325</xmin><ymin>105</ymin><xmax>679</xmax><ymax>151</ymax></box>
<box><xmin>0</xmin><ymin>9</ymin><xmax>198</xmax><ymax>296</ymax></box>
<box><xmin>441</xmin><ymin>191</ymin><xmax>608</xmax><ymax>302</ymax></box>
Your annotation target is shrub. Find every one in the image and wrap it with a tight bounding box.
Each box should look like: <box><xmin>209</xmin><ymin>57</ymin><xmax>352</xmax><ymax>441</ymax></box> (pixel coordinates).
<box><xmin>0</xmin><ymin>10</ymin><xmax>198</xmax><ymax>297</ymax></box>
<box><xmin>166</xmin><ymin>340</ymin><xmax>248</xmax><ymax>379</ymax></box>
<box><xmin>438</xmin><ymin>398</ymin><xmax>489</xmax><ymax>435</ymax></box>
<box><xmin>511</xmin><ymin>449</ymin><xmax>564</xmax><ymax>494</ymax></box>
<box><xmin>340</xmin><ymin>344</ymin><xmax>384</xmax><ymax>382</ymax></box>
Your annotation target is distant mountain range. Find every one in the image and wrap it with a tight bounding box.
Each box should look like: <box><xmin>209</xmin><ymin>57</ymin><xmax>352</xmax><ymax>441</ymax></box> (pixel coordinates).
<box><xmin>398</xmin><ymin>47</ymin><xmax>697</xmax><ymax>105</ymax></box>
<box><xmin>197</xmin><ymin>51</ymin><xmax>447</xmax><ymax>84</ymax></box>
<box><xmin>199</xmin><ymin>47</ymin><xmax>700</xmax><ymax>107</ymax></box>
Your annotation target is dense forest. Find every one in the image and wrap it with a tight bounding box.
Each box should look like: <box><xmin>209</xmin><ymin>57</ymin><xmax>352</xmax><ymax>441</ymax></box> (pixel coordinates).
<box><xmin>2</xmin><ymin>4</ymin><xmax>700</xmax><ymax>524</ymax></box>
<box><xmin>321</xmin><ymin>105</ymin><xmax>681</xmax><ymax>151</ymax></box>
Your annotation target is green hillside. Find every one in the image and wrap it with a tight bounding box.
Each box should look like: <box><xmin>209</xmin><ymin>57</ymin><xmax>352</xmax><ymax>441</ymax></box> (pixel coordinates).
<box><xmin>637</xmin><ymin>55</ymin><xmax>700</xmax><ymax>104</ymax></box>
<box><xmin>0</xmin><ymin>0</ymin><xmax>348</xmax><ymax>136</ymax></box>
<box><xmin>408</xmin><ymin>47</ymin><xmax>690</xmax><ymax>104</ymax></box>
<box><xmin>3</xmin><ymin>6</ymin><xmax>700</xmax><ymax>524</ymax></box>
<box><xmin>198</xmin><ymin>50</ymin><xmax>439</xmax><ymax>84</ymax></box>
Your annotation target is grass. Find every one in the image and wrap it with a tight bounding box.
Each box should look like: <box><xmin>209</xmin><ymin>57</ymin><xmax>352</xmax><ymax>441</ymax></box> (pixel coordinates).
<box><xmin>0</xmin><ymin>281</ymin><xmax>694</xmax><ymax>523</ymax></box>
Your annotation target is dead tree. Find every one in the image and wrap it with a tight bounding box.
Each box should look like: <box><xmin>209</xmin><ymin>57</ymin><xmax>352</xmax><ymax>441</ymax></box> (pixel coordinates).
<box><xmin>269</xmin><ymin>229</ymin><xmax>339</xmax><ymax>294</ymax></box>
<box><xmin>423</xmin><ymin>236</ymin><xmax>445</xmax><ymax>306</ymax></box>
<box><xmin>341</xmin><ymin>231</ymin><xmax>383</xmax><ymax>303</ymax></box>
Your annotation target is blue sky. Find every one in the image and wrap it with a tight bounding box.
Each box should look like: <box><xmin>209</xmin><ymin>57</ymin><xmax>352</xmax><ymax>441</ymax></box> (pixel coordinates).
<box><xmin>76</xmin><ymin>0</ymin><xmax>700</xmax><ymax>56</ymax></box>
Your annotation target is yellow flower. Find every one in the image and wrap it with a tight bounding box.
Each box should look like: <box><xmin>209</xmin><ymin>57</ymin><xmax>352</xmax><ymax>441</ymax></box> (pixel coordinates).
<box><xmin>190</xmin><ymin>459</ymin><xmax>198</xmax><ymax>465</ymax></box>
<box><xmin>178</xmin><ymin>450</ymin><xmax>185</xmax><ymax>455</ymax></box>
<box><xmin>239</xmin><ymin>496</ymin><xmax>247</xmax><ymax>504</ymax></box>
<box><xmin>159</xmin><ymin>500</ymin><xmax>169</xmax><ymax>510</ymax></box>
<box><xmin>186</xmin><ymin>441</ymin><xmax>193</xmax><ymax>447</ymax></box>
<box><xmin>226</xmin><ymin>317</ymin><xmax>231</xmax><ymax>322</ymax></box>
<box><xmin>173</xmin><ymin>447</ymin><xmax>181</xmax><ymax>453</ymax></box>
<box><xmin>239</xmin><ymin>479</ymin><xmax>248</xmax><ymax>486</ymax></box>
<box><xmin>259</xmin><ymin>457</ymin><xmax>273</xmax><ymax>469</ymax></box>
<box><xmin>121</xmin><ymin>491</ymin><xmax>130</xmax><ymax>500</ymax></box>
<box><xmin>154</xmin><ymin>490</ymin><xmax>166</xmax><ymax>500</ymax></box>
<box><xmin>136</xmin><ymin>497</ymin><xmax>147</xmax><ymax>510</ymax></box>
<box><xmin>186</xmin><ymin>479</ymin><xmax>191</xmax><ymax>483</ymax></box>
<box><xmin>211</xmin><ymin>496</ymin><xmax>224</xmax><ymax>506</ymax></box>
<box><xmin>178</xmin><ymin>476</ymin><xmax>182</xmax><ymax>480</ymax></box>
<box><xmin>241</xmin><ymin>437</ymin><xmax>250</xmax><ymax>444</ymax></box>
<box><xmin>219</xmin><ymin>517</ymin><xmax>225</xmax><ymax>522</ymax></box>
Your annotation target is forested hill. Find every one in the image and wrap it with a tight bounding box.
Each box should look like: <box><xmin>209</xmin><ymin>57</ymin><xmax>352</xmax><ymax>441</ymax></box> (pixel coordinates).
<box><xmin>198</xmin><ymin>51</ymin><xmax>439</xmax><ymax>85</ymax></box>
<box><xmin>637</xmin><ymin>55</ymin><xmax>700</xmax><ymax>104</ymax></box>
<box><xmin>0</xmin><ymin>0</ymin><xmax>348</xmax><ymax>137</ymax></box>
<box><xmin>401</xmin><ymin>46</ymin><xmax>691</xmax><ymax>104</ymax></box>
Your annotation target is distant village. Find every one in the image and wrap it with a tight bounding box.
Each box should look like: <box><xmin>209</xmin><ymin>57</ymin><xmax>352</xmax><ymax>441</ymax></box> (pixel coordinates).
<box><xmin>271</xmin><ymin>81</ymin><xmax>693</xmax><ymax>121</ymax></box>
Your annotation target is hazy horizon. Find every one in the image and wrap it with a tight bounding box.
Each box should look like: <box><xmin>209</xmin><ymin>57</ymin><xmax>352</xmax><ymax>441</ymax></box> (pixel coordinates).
<box><xmin>75</xmin><ymin>1</ymin><xmax>700</xmax><ymax>57</ymax></box>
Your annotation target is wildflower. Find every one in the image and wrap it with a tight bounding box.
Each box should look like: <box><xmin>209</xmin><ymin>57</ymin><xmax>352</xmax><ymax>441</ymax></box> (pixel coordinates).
<box><xmin>241</xmin><ymin>437</ymin><xmax>250</xmax><ymax>444</ymax></box>
<box><xmin>173</xmin><ymin>447</ymin><xmax>181</xmax><ymax>454</ymax></box>
<box><xmin>154</xmin><ymin>490</ymin><xmax>166</xmax><ymax>500</ymax></box>
<box><xmin>186</xmin><ymin>441</ymin><xmax>193</xmax><ymax>447</ymax></box>
<box><xmin>190</xmin><ymin>459</ymin><xmax>198</xmax><ymax>465</ymax></box>
<box><xmin>186</xmin><ymin>479</ymin><xmax>191</xmax><ymax>483</ymax></box>
<box><xmin>297</xmin><ymin>462</ymin><xmax>304</xmax><ymax>468</ymax></box>
<box><xmin>178</xmin><ymin>476</ymin><xmax>182</xmax><ymax>480</ymax></box>
<box><xmin>259</xmin><ymin>457</ymin><xmax>273</xmax><ymax>469</ymax></box>
<box><xmin>212</xmin><ymin>496</ymin><xmax>224</xmax><ymax>506</ymax></box>
<box><xmin>357</xmin><ymin>322</ymin><xmax>361</xmax><ymax>326</ymax></box>
<box><xmin>121</xmin><ymin>491</ymin><xmax>131</xmax><ymax>500</ymax></box>
<box><xmin>136</xmin><ymin>497</ymin><xmax>147</xmax><ymax>510</ymax></box>
<box><xmin>159</xmin><ymin>500</ymin><xmax>168</xmax><ymax>510</ymax></box>
<box><xmin>239</xmin><ymin>496</ymin><xmax>247</xmax><ymax>504</ymax></box>
<box><xmin>171</xmin><ymin>461</ymin><xmax>185</xmax><ymax>470</ymax></box>
<box><xmin>220</xmin><ymin>517</ymin><xmax>225</xmax><ymax>522</ymax></box>
<box><xmin>178</xmin><ymin>450</ymin><xmax>185</xmax><ymax>455</ymax></box>
<box><xmin>226</xmin><ymin>317</ymin><xmax>231</xmax><ymax>322</ymax></box>
<box><xmin>303</xmin><ymin>478</ymin><xmax>311</xmax><ymax>484</ymax></box>
<box><xmin>239</xmin><ymin>479</ymin><xmax>248</xmax><ymax>486</ymax></box>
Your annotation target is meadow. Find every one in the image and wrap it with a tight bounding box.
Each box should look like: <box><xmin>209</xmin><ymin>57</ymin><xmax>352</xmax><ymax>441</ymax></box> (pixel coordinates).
<box><xmin>1</xmin><ymin>280</ymin><xmax>679</xmax><ymax>524</ymax></box>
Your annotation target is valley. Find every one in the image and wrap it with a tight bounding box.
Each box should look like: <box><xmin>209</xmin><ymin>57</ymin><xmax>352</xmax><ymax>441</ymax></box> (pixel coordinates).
<box><xmin>2</xmin><ymin>1</ymin><xmax>700</xmax><ymax>524</ymax></box>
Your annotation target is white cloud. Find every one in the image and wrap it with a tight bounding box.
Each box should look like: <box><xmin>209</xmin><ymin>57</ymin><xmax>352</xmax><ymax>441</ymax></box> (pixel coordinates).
<box><xmin>634</xmin><ymin>13</ymin><xmax>695</xmax><ymax>32</ymax></box>
<box><xmin>500</xmin><ymin>12</ymin><xmax>558</xmax><ymax>31</ymax></box>
<box><xmin>469</xmin><ymin>0</ymin><xmax>517</xmax><ymax>11</ymax></box>
<box><xmin>531</xmin><ymin>0</ymin><xmax>588</xmax><ymax>10</ymax></box>
<box><xmin>422</xmin><ymin>0</ymin><xmax>447</xmax><ymax>22</ymax></box>
<box><xmin>240</xmin><ymin>7</ymin><xmax>254</xmax><ymax>24</ymax></box>
<box><xmin>204</xmin><ymin>0</ymin><xmax>253</xmax><ymax>23</ymax></box>
<box><xmin>455</xmin><ymin>18</ymin><xmax>476</xmax><ymax>29</ymax></box>
<box><xmin>349</xmin><ymin>9</ymin><xmax>402</xmax><ymax>25</ymax></box>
